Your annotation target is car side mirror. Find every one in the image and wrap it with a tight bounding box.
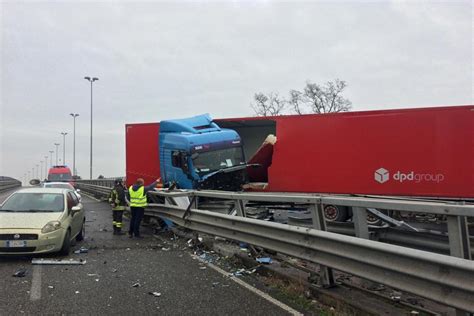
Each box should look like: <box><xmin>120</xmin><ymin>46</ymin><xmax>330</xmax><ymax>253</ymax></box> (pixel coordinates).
<box><xmin>71</xmin><ymin>206</ymin><xmax>81</xmax><ymax>214</ymax></box>
<box><xmin>76</xmin><ymin>189</ymin><xmax>81</xmax><ymax>193</ymax></box>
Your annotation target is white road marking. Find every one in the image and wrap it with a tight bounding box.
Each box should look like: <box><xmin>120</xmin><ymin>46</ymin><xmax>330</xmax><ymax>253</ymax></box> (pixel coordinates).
<box><xmin>30</xmin><ymin>265</ymin><xmax>42</xmax><ymax>301</ymax></box>
<box><xmin>194</xmin><ymin>255</ymin><xmax>303</xmax><ymax>316</ymax></box>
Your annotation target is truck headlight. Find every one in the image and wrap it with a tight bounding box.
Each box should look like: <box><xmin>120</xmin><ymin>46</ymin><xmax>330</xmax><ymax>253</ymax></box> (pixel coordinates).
<box><xmin>41</xmin><ymin>221</ymin><xmax>61</xmax><ymax>233</ymax></box>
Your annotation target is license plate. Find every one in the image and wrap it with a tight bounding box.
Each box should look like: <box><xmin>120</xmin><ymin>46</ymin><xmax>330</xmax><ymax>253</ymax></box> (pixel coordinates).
<box><xmin>6</xmin><ymin>240</ymin><xmax>27</xmax><ymax>247</ymax></box>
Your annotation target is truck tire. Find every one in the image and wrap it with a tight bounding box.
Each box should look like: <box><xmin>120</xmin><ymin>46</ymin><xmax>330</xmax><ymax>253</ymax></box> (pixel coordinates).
<box><xmin>324</xmin><ymin>205</ymin><xmax>349</xmax><ymax>222</ymax></box>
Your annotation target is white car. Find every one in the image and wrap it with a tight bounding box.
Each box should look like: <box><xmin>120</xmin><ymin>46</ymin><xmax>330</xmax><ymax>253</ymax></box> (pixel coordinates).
<box><xmin>0</xmin><ymin>188</ymin><xmax>85</xmax><ymax>255</ymax></box>
<box><xmin>42</xmin><ymin>182</ymin><xmax>82</xmax><ymax>202</ymax></box>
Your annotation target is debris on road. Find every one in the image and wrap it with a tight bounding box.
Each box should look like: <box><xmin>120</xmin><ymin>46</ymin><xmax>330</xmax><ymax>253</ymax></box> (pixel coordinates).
<box><xmin>87</xmin><ymin>273</ymin><xmax>98</xmax><ymax>277</ymax></box>
<box><xmin>161</xmin><ymin>247</ymin><xmax>170</xmax><ymax>251</ymax></box>
<box><xmin>74</xmin><ymin>247</ymin><xmax>89</xmax><ymax>254</ymax></box>
<box><xmin>132</xmin><ymin>282</ymin><xmax>141</xmax><ymax>287</ymax></box>
<box><xmin>75</xmin><ymin>291</ymin><xmax>80</xmax><ymax>294</ymax></box>
<box><xmin>13</xmin><ymin>269</ymin><xmax>27</xmax><ymax>277</ymax></box>
<box><xmin>48</xmin><ymin>286</ymin><xmax>54</xmax><ymax>289</ymax></box>
<box><xmin>148</xmin><ymin>292</ymin><xmax>161</xmax><ymax>297</ymax></box>
<box><xmin>32</xmin><ymin>258</ymin><xmax>86</xmax><ymax>265</ymax></box>
<box><xmin>199</xmin><ymin>266</ymin><xmax>207</xmax><ymax>270</ymax></box>
<box><xmin>256</xmin><ymin>257</ymin><xmax>272</xmax><ymax>264</ymax></box>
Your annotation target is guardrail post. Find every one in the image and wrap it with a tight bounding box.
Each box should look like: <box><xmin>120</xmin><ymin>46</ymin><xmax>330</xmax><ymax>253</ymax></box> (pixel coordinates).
<box><xmin>352</xmin><ymin>207</ymin><xmax>370</xmax><ymax>239</ymax></box>
<box><xmin>234</xmin><ymin>199</ymin><xmax>247</xmax><ymax>217</ymax></box>
<box><xmin>447</xmin><ymin>215</ymin><xmax>471</xmax><ymax>260</ymax></box>
<box><xmin>310</xmin><ymin>201</ymin><xmax>335</xmax><ymax>288</ymax></box>
<box><xmin>447</xmin><ymin>215</ymin><xmax>472</xmax><ymax>316</ymax></box>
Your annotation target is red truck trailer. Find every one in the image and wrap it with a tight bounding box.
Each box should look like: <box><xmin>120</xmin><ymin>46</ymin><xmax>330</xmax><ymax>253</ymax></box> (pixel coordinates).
<box><xmin>126</xmin><ymin>105</ymin><xmax>474</xmax><ymax>201</ymax></box>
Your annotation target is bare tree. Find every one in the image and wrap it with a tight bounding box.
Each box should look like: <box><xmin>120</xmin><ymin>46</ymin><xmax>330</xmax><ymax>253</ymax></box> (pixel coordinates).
<box><xmin>302</xmin><ymin>79</ymin><xmax>351</xmax><ymax>114</ymax></box>
<box><xmin>288</xmin><ymin>90</ymin><xmax>304</xmax><ymax>115</ymax></box>
<box><xmin>251</xmin><ymin>92</ymin><xmax>286</xmax><ymax>116</ymax></box>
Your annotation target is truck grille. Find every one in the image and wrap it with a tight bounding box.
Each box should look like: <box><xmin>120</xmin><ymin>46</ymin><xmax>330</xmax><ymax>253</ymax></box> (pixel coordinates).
<box><xmin>0</xmin><ymin>234</ymin><xmax>39</xmax><ymax>240</ymax></box>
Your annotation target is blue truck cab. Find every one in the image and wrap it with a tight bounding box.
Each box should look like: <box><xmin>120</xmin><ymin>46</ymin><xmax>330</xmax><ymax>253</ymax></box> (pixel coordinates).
<box><xmin>159</xmin><ymin>114</ymin><xmax>248</xmax><ymax>190</ymax></box>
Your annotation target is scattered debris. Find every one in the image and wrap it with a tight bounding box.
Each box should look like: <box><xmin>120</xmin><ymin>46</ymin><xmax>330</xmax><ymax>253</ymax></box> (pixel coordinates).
<box><xmin>13</xmin><ymin>269</ymin><xmax>27</xmax><ymax>277</ymax></box>
<box><xmin>161</xmin><ymin>247</ymin><xmax>170</xmax><ymax>251</ymax></box>
<box><xmin>32</xmin><ymin>259</ymin><xmax>86</xmax><ymax>265</ymax></box>
<box><xmin>95</xmin><ymin>279</ymin><xmax>100</xmax><ymax>282</ymax></box>
<box><xmin>48</xmin><ymin>286</ymin><xmax>54</xmax><ymax>289</ymax></box>
<box><xmin>212</xmin><ymin>282</ymin><xmax>220</xmax><ymax>287</ymax></box>
<box><xmin>74</xmin><ymin>247</ymin><xmax>89</xmax><ymax>254</ymax></box>
<box><xmin>112</xmin><ymin>269</ymin><xmax>118</xmax><ymax>273</ymax></box>
<box><xmin>199</xmin><ymin>266</ymin><xmax>207</xmax><ymax>270</ymax></box>
<box><xmin>75</xmin><ymin>291</ymin><xmax>80</xmax><ymax>294</ymax></box>
<box><xmin>132</xmin><ymin>283</ymin><xmax>141</xmax><ymax>288</ymax></box>
<box><xmin>87</xmin><ymin>273</ymin><xmax>98</xmax><ymax>277</ymax></box>
<box><xmin>148</xmin><ymin>292</ymin><xmax>161</xmax><ymax>297</ymax></box>
<box><xmin>256</xmin><ymin>257</ymin><xmax>272</xmax><ymax>264</ymax></box>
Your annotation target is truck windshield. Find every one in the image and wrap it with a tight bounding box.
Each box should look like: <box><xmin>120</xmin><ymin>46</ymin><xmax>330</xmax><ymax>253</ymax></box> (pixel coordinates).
<box><xmin>192</xmin><ymin>147</ymin><xmax>245</xmax><ymax>175</ymax></box>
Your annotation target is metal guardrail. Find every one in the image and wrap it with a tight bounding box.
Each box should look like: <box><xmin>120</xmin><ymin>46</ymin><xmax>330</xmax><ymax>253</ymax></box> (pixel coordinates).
<box><xmin>73</xmin><ymin>182</ymin><xmax>474</xmax><ymax>311</ymax></box>
<box><xmin>145</xmin><ymin>201</ymin><xmax>474</xmax><ymax>311</ymax></box>
<box><xmin>0</xmin><ymin>177</ymin><xmax>21</xmax><ymax>193</ymax></box>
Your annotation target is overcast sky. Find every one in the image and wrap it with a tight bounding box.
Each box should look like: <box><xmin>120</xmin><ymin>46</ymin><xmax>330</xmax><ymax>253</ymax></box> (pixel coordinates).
<box><xmin>1</xmin><ymin>0</ymin><xmax>472</xmax><ymax>182</ymax></box>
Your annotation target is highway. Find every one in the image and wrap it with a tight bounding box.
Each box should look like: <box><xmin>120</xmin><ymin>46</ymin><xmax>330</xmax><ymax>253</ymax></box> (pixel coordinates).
<box><xmin>0</xmin><ymin>189</ymin><xmax>296</xmax><ymax>315</ymax></box>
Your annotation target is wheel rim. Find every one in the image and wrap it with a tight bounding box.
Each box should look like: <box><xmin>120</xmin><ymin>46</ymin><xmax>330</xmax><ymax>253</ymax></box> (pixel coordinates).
<box><xmin>324</xmin><ymin>206</ymin><xmax>339</xmax><ymax>221</ymax></box>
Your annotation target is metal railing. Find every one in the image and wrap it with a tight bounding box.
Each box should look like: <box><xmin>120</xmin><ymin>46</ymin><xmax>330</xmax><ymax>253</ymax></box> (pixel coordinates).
<box><xmin>0</xmin><ymin>177</ymin><xmax>21</xmax><ymax>193</ymax></box>
<box><xmin>73</xmin><ymin>182</ymin><xmax>474</xmax><ymax>311</ymax></box>
<box><xmin>149</xmin><ymin>190</ymin><xmax>474</xmax><ymax>312</ymax></box>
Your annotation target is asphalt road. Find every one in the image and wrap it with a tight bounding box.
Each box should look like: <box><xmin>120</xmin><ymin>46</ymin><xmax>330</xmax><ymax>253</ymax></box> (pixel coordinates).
<box><xmin>0</xmin><ymin>188</ymin><xmax>294</xmax><ymax>315</ymax></box>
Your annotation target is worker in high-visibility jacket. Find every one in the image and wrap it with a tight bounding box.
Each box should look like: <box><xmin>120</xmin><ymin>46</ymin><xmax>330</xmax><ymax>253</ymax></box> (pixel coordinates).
<box><xmin>108</xmin><ymin>179</ymin><xmax>127</xmax><ymax>235</ymax></box>
<box><xmin>128</xmin><ymin>177</ymin><xmax>160</xmax><ymax>238</ymax></box>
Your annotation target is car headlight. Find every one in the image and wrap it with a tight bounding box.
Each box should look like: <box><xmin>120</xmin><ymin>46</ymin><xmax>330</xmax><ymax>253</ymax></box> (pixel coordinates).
<box><xmin>41</xmin><ymin>221</ymin><xmax>61</xmax><ymax>233</ymax></box>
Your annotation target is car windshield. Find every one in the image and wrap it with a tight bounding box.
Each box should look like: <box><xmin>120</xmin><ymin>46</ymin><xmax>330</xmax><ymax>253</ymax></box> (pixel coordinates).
<box><xmin>44</xmin><ymin>183</ymin><xmax>74</xmax><ymax>190</ymax></box>
<box><xmin>0</xmin><ymin>193</ymin><xmax>64</xmax><ymax>212</ymax></box>
<box><xmin>48</xmin><ymin>173</ymin><xmax>72</xmax><ymax>181</ymax></box>
<box><xmin>192</xmin><ymin>147</ymin><xmax>245</xmax><ymax>175</ymax></box>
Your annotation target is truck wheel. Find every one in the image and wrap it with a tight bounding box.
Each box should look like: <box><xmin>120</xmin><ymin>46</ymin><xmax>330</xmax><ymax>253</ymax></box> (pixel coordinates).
<box><xmin>324</xmin><ymin>205</ymin><xmax>349</xmax><ymax>222</ymax></box>
<box><xmin>366</xmin><ymin>209</ymin><xmax>389</xmax><ymax>226</ymax></box>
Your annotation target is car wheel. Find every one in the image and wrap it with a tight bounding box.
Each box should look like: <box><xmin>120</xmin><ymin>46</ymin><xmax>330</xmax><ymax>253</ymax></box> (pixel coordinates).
<box><xmin>60</xmin><ymin>229</ymin><xmax>71</xmax><ymax>255</ymax></box>
<box><xmin>76</xmin><ymin>220</ymin><xmax>85</xmax><ymax>241</ymax></box>
<box><xmin>323</xmin><ymin>205</ymin><xmax>349</xmax><ymax>222</ymax></box>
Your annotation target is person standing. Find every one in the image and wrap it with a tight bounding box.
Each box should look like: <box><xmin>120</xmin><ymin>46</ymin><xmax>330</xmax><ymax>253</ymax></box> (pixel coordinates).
<box><xmin>128</xmin><ymin>178</ymin><xmax>159</xmax><ymax>238</ymax></box>
<box><xmin>108</xmin><ymin>179</ymin><xmax>127</xmax><ymax>235</ymax></box>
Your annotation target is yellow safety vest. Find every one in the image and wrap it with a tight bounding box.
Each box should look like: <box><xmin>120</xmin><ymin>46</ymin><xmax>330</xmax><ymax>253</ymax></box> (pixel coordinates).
<box><xmin>129</xmin><ymin>186</ymin><xmax>147</xmax><ymax>208</ymax></box>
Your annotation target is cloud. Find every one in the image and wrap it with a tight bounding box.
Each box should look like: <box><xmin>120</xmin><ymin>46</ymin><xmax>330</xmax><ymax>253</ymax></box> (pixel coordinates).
<box><xmin>1</xmin><ymin>1</ymin><xmax>472</xmax><ymax>180</ymax></box>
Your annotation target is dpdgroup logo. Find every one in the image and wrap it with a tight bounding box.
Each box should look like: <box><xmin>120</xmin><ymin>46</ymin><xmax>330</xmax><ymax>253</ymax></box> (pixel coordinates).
<box><xmin>374</xmin><ymin>168</ymin><xmax>445</xmax><ymax>184</ymax></box>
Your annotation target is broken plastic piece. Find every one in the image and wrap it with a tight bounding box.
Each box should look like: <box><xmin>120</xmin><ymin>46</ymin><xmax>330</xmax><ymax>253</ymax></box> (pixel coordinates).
<box><xmin>148</xmin><ymin>292</ymin><xmax>161</xmax><ymax>297</ymax></box>
<box><xmin>256</xmin><ymin>257</ymin><xmax>272</xmax><ymax>264</ymax></box>
<box><xmin>13</xmin><ymin>269</ymin><xmax>27</xmax><ymax>277</ymax></box>
<box><xmin>132</xmin><ymin>283</ymin><xmax>141</xmax><ymax>287</ymax></box>
<box><xmin>32</xmin><ymin>259</ymin><xmax>86</xmax><ymax>265</ymax></box>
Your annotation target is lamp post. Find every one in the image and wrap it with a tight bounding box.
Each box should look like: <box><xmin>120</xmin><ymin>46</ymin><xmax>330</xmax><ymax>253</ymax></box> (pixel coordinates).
<box><xmin>31</xmin><ymin>167</ymin><xmax>34</xmax><ymax>180</ymax></box>
<box><xmin>44</xmin><ymin>155</ymin><xmax>48</xmax><ymax>179</ymax></box>
<box><xmin>84</xmin><ymin>76</ymin><xmax>99</xmax><ymax>179</ymax></box>
<box><xmin>70</xmin><ymin>113</ymin><xmax>79</xmax><ymax>177</ymax></box>
<box><xmin>54</xmin><ymin>143</ymin><xmax>60</xmax><ymax>165</ymax></box>
<box><xmin>61</xmin><ymin>132</ymin><xmax>68</xmax><ymax>165</ymax></box>
<box><xmin>40</xmin><ymin>161</ymin><xmax>43</xmax><ymax>180</ymax></box>
<box><xmin>49</xmin><ymin>150</ymin><xmax>54</xmax><ymax>167</ymax></box>
<box><xmin>35</xmin><ymin>164</ymin><xmax>39</xmax><ymax>179</ymax></box>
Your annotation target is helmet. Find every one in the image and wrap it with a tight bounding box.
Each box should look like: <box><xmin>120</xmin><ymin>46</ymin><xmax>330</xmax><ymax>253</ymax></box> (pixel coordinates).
<box><xmin>114</xmin><ymin>178</ymin><xmax>122</xmax><ymax>186</ymax></box>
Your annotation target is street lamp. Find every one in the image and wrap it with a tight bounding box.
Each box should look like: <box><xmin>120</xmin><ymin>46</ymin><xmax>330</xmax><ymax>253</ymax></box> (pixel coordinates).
<box><xmin>70</xmin><ymin>113</ymin><xmax>79</xmax><ymax>177</ymax></box>
<box><xmin>84</xmin><ymin>76</ymin><xmax>99</xmax><ymax>179</ymax></box>
<box><xmin>54</xmin><ymin>143</ymin><xmax>60</xmax><ymax>165</ymax></box>
<box><xmin>49</xmin><ymin>150</ymin><xmax>54</xmax><ymax>167</ymax></box>
<box><xmin>61</xmin><ymin>132</ymin><xmax>68</xmax><ymax>165</ymax></box>
<box><xmin>44</xmin><ymin>155</ymin><xmax>48</xmax><ymax>179</ymax></box>
<box><xmin>40</xmin><ymin>161</ymin><xmax>43</xmax><ymax>180</ymax></box>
